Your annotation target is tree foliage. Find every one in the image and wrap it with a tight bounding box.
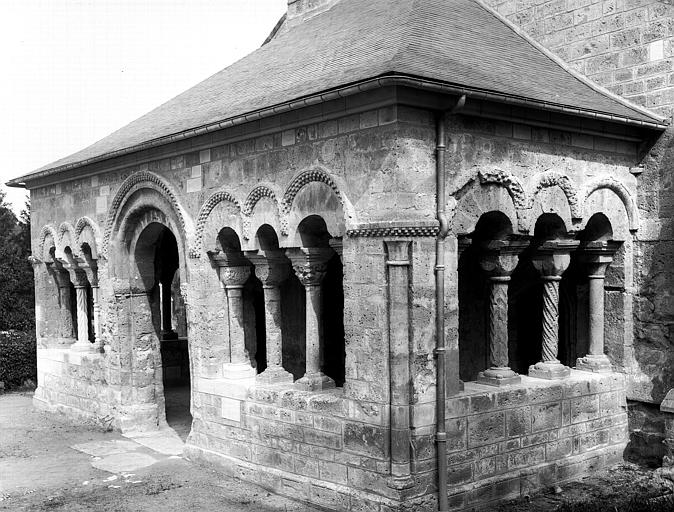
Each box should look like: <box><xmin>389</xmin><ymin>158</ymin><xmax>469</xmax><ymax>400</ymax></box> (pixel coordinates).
<box><xmin>0</xmin><ymin>191</ymin><xmax>34</xmax><ymax>331</ymax></box>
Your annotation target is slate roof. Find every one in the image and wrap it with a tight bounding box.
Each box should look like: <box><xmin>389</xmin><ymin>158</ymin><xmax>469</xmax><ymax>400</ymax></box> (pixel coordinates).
<box><xmin>9</xmin><ymin>0</ymin><xmax>667</xmax><ymax>185</ymax></box>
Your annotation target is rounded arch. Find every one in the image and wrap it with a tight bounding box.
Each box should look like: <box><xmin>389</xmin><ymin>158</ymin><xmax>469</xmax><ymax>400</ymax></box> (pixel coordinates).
<box><xmin>191</xmin><ymin>190</ymin><xmax>241</xmax><ymax>257</ymax></box>
<box><xmin>103</xmin><ymin>171</ymin><xmax>194</xmax><ymax>256</ymax></box>
<box><xmin>527</xmin><ymin>171</ymin><xmax>581</xmax><ymax>220</ymax></box>
<box><xmin>108</xmin><ymin>187</ymin><xmax>191</xmax><ymax>289</ymax></box>
<box><xmin>475</xmin><ymin>168</ymin><xmax>527</xmax><ymax>232</ymax></box>
<box><xmin>452</xmin><ymin>172</ymin><xmax>520</xmax><ymax>236</ymax></box>
<box><xmin>241</xmin><ymin>185</ymin><xmax>282</xmax><ymax>244</ymax></box>
<box><xmin>56</xmin><ymin>221</ymin><xmax>77</xmax><ymax>258</ymax></box>
<box><xmin>281</xmin><ymin>167</ymin><xmax>355</xmax><ymax>237</ymax></box>
<box><xmin>37</xmin><ymin>224</ymin><xmax>58</xmax><ymax>262</ymax></box>
<box><xmin>582</xmin><ymin>177</ymin><xmax>637</xmax><ymax>234</ymax></box>
<box><xmin>75</xmin><ymin>216</ymin><xmax>102</xmax><ymax>259</ymax></box>
<box><xmin>242</xmin><ymin>185</ymin><xmax>278</xmax><ymax>217</ymax></box>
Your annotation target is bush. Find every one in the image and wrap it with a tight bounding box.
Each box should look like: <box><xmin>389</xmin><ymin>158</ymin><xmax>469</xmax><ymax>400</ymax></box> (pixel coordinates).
<box><xmin>0</xmin><ymin>330</ymin><xmax>37</xmax><ymax>389</ymax></box>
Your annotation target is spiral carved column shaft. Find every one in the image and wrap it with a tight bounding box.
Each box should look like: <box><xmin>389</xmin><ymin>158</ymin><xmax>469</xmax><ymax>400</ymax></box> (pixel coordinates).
<box><xmin>541</xmin><ymin>277</ymin><xmax>561</xmax><ymax>363</ymax></box>
<box><xmin>75</xmin><ymin>286</ymin><xmax>89</xmax><ymax>345</ymax></box>
<box><xmin>529</xmin><ymin>239</ymin><xmax>577</xmax><ymax>380</ymax></box>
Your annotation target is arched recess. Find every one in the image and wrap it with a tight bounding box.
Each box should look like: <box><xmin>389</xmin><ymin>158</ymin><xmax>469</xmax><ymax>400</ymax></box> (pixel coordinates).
<box><xmin>56</xmin><ymin>221</ymin><xmax>77</xmax><ymax>259</ymax></box>
<box><xmin>242</xmin><ymin>185</ymin><xmax>283</xmax><ymax>245</ymax></box>
<box><xmin>35</xmin><ymin>225</ymin><xmax>62</xmax><ymax>346</ymax></box>
<box><xmin>451</xmin><ymin>174</ymin><xmax>520</xmax><ymax>237</ymax></box>
<box><xmin>75</xmin><ymin>217</ymin><xmax>102</xmax><ymax>259</ymax></box>
<box><xmin>37</xmin><ymin>225</ymin><xmax>58</xmax><ymax>262</ymax></box>
<box><xmin>458</xmin><ymin>211</ymin><xmax>515</xmax><ymax>381</ymax></box>
<box><xmin>281</xmin><ymin>168</ymin><xmax>353</xmax><ymax>246</ymax></box>
<box><xmin>526</xmin><ymin>171</ymin><xmax>580</xmax><ymax>234</ymax></box>
<box><xmin>191</xmin><ymin>190</ymin><xmax>242</xmax><ymax>258</ymax></box>
<box><xmin>103</xmin><ymin>171</ymin><xmax>194</xmax><ymax>257</ymax></box>
<box><xmin>581</xmin><ymin>177</ymin><xmax>637</xmax><ymax>236</ymax></box>
<box><xmin>105</xmin><ymin>179</ymin><xmax>193</xmax><ymax>434</ymax></box>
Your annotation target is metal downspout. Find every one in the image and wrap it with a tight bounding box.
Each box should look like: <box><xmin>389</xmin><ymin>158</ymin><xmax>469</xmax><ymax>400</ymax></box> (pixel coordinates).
<box><xmin>435</xmin><ymin>95</ymin><xmax>465</xmax><ymax>512</ymax></box>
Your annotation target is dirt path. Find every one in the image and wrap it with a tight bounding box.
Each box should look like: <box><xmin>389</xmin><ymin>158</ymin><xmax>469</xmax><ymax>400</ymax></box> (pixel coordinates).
<box><xmin>0</xmin><ymin>392</ymin><xmax>320</xmax><ymax>512</ymax></box>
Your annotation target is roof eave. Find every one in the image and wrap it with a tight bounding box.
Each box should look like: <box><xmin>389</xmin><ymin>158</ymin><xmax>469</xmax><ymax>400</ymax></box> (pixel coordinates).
<box><xmin>6</xmin><ymin>73</ymin><xmax>668</xmax><ymax>189</ymax></box>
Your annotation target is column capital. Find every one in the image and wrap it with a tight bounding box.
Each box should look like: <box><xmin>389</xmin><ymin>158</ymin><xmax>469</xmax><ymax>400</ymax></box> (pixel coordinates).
<box><xmin>384</xmin><ymin>239</ymin><xmax>411</xmax><ymax>266</ymax></box>
<box><xmin>286</xmin><ymin>247</ymin><xmax>334</xmax><ymax>287</ymax></box>
<box><xmin>245</xmin><ymin>250</ymin><xmax>290</xmax><ymax>287</ymax></box>
<box><xmin>531</xmin><ymin>239</ymin><xmax>579</xmax><ymax>279</ymax></box>
<box><xmin>55</xmin><ymin>257</ymin><xmax>89</xmax><ymax>287</ymax></box>
<box><xmin>581</xmin><ymin>240</ymin><xmax>621</xmax><ymax>278</ymax></box>
<box><xmin>75</xmin><ymin>255</ymin><xmax>99</xmax><ymax>287</ymax></box>
<box><xmin>208</xmin><ymin>250</ymin><xmax>251</xmax><ymax>289</ymax></box>
<box><xmin>479</xmin><ymin>238</ymin><xmax>529</xmax><ymax>279</ymax></box>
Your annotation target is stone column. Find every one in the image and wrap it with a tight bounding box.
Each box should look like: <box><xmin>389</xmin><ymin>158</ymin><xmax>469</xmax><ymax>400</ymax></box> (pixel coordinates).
<box><xmin>80</xmin><ymin>256</ymin><xmax>101</xmax><ymax>351</ymax></box>
<box><xmin>287</xmin><ymin>247</ymin><xmax>335</xmax><ymax>391</ymax></box>
<box><xmin>61</xmin><ymin>259</ymin><xmax>93</xmax><ymax>352</ymax></box>
<box><xmin>384</xmin><ymin>240</ymin><xmax>414</xmax><ymax>489</ymax></box>
<box><xmin>49</xmin><ymin>260</ymin><xmax>76</xmax><ymax>344</ymax></box>
<box><xmin>477</xmin><ymin>239</ymin><xmax>528</xmax><ymax>386</ymax></box>
<box><xmin>529</xmin><ymin>240</ymin><xmax>579</xmax><ymax>380</ymax></box>
<box><xmin>160</xmin><ymin>274</ymin><xmax>178</xmax><ymax>340</ymax></box>
<box><xmin>211</xmin><ymin>251</ymin><xmax>256</xmax><ymax>380</ymax></box>
<box><xmin>246</xmin><ymin>250</ymin><xmax>293</xmax><ymax>384</ymax></box>
<box><xmin>576</xmin><ymin>241</ymin><xmax>620</xmax><ymax>372</ymax></box>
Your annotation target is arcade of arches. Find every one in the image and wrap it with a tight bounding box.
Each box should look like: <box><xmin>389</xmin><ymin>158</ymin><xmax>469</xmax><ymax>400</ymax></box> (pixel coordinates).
<box><xmin>26</xmin><ymin>120</ymin><xmax>644</xmax><ymax>511</ymax></box>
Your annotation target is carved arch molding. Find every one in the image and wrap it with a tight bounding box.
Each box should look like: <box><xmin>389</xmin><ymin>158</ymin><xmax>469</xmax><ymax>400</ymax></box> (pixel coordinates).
<box><xmin>191</xmin><ymin>167</ymin><xmax>351</xmax><ymax>258</ymax></box>
<box><xmin>473</xmin><ymin>168</ymin><xmax>637</xmax><ymax>234</ymax></box>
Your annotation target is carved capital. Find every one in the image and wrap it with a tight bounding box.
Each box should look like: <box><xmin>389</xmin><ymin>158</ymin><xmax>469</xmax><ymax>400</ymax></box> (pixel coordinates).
<box><xmin>219</xmin><ymin>265</ymin><xmax>251</xmax><ymax>289</ymax></box>
<box><xmin>384</xmin><ymin>240</ymin><xmax>411</xmax><ymax>266</ymax></box>
<box><xmin>531</xmin><ymin>240</ymin><xmax>579</xmax><ymax>279</ymax></box>
<box><xmin>246</xmin><ymin>250</ymin><xmax>290</xmax><ymax>287</ymax></box>
<box><xmin>287</xmin><ymin>247</ymin><xmax>334</xmax><ymax>287</ymax></box>
<box><xmin>581</xmin><ymin>240</ymin><xmax>620</xmax><ymax>279</ymax></box>
<box><xmin>479</xmin><ymin>239</ymin><xmax>529</xmax><ymax>279</ymax></box>
<box><xmin>55</xmin><ymin>257</ymin><xmax>89</xmax><ymax>287</ymax></box>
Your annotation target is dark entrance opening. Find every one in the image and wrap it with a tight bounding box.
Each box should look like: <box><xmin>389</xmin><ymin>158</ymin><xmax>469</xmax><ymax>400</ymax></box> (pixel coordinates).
<box><xmin>149</xmin><ymin>226</ymin><xmax>191</xmax><ymax>440</ymax></box>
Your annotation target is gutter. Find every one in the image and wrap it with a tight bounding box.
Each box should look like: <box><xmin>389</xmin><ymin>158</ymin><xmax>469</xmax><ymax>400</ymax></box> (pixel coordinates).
<box><xmin>435</xmin><ymin>95</ymin><xmax>466</xmax><ymax>512</ymax></box>
<box><xmin>6</xmin><ymin>73</ymin><xmax>667</xmax><ymax>189</ymax></box>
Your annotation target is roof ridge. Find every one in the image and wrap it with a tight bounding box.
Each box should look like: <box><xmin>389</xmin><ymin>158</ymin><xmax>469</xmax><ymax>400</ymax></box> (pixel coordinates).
<box><xmin>472</xmin><ymin>0</ymin><xmax>668</xmax><ymax>125</ymax></box>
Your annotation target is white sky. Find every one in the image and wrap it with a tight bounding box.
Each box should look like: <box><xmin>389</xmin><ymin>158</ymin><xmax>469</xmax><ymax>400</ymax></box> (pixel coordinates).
<box><xmin>0</xmin><ymin>0</ymin><xmax>287</xmax><ymax>215</ymax></box>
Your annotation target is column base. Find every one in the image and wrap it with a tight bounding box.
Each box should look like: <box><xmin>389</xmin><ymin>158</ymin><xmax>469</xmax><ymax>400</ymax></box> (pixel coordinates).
<box><xmin>388</xmin><ymin>474</ymin><xmax>415</xmax><ymax>490</ymax></box>
<box><xmin>576</xmin><ymin>354</ymin><xmax>612</xmax><ymax>373</ymax></box>
<box><xmin>294</xmin><ymin>372</ymin><xmax>335</xmax><ymax>391</ymax></box>
<box><xmin>256</xmin><ymin>365</ymin><xmax>294</xmax><ymax>385</ymax></box>
<box><xmin>477</xmin><ymin>367</ymin><xmax>521</xmax><ymax>386</ymax></box>
<box><xmin>222</xmin><ymin>362</ymin><xmax>256</xmax><ymax>380</ymax></box>
<box><xmin>528</xmin><ymin>360</ymin><xmax>571</xmax><ymax>380</ymax></box>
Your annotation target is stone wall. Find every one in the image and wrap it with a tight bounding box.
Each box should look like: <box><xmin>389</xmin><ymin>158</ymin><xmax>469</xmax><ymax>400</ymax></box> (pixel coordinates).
<box><xmin>484</xmin><ymin>0</ymin><xmax>674</xmax><ymax>405</ymax></box>
<box><xmin>27</xmin><ymin>90</ymin><xmax>650</xmax><ymax>509</ymax></box>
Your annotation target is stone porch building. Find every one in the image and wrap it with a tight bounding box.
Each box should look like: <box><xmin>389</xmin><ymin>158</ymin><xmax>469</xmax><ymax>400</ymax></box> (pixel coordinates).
<box><xmin>7</xmin><ymin>0</ymin><xmax>674</xmax><ymax>510</ymax></box>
